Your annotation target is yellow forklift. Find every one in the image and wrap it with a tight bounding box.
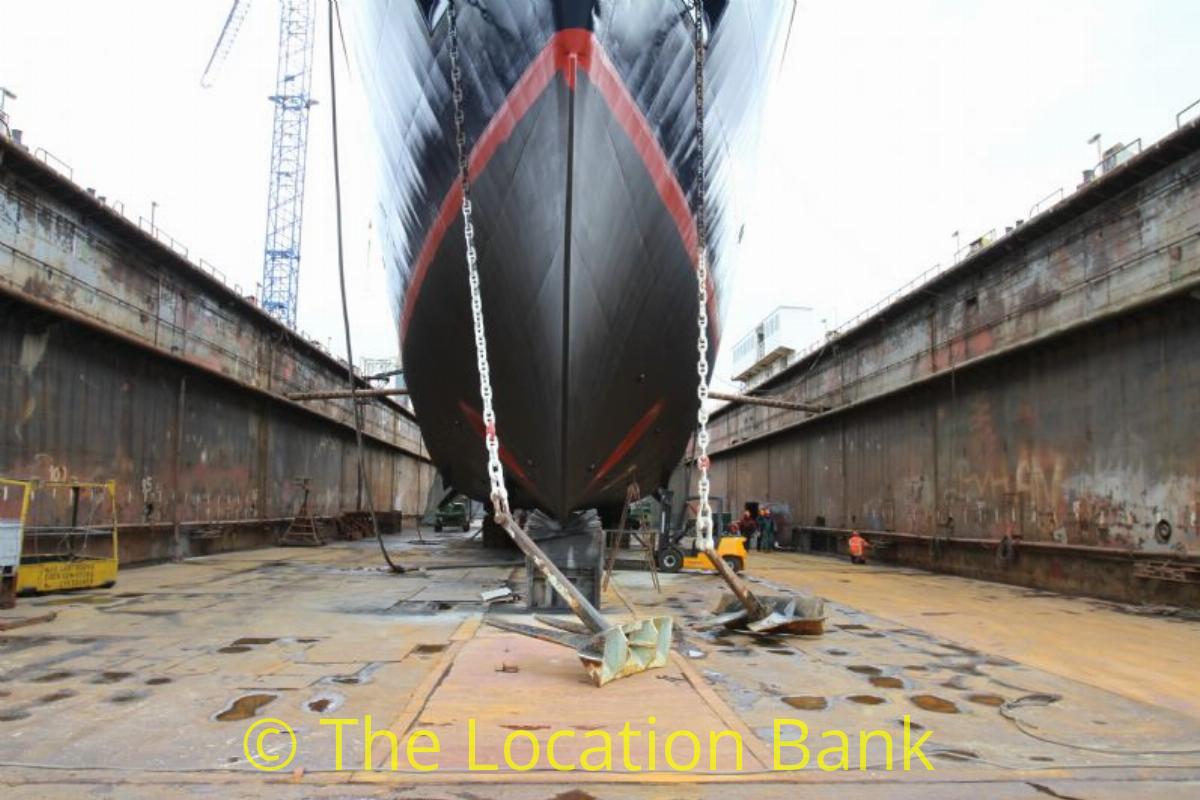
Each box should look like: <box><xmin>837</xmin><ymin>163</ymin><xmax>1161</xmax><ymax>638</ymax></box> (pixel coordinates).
<box><xmin>653</xmin><ymin>493</ymin><xmax>749</xmax><ymax>574</ymax></box>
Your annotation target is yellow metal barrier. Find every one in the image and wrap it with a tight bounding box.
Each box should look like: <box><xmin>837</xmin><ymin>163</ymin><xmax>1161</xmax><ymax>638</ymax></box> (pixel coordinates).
<box><xmin>11</xmin><ymin>480</ymin><xmax>119</xmax><ymax>595</ymax></box>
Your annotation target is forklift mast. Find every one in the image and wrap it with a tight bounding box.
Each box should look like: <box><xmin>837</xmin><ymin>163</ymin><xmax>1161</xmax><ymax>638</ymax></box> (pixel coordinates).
<box><xmin>655</xmin><ymin>489</ymin><xmax>730</xmax><ymax>553</ymax></box>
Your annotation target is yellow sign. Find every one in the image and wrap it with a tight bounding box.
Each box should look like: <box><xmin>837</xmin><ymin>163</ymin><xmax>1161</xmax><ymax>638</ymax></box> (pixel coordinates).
<box><xmin>17</xmin><ymin>559</ymin><xmax>118</xmax><ymax>593</ymax></box>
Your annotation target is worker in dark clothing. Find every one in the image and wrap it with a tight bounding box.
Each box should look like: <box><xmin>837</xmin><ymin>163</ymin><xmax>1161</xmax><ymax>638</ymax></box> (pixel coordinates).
<box><xmin>738</xmin><ymin>510</ymin><xmax>758</xmax><ymax>550</ymax></box>
<box><xmin>759</xmin><ymin>508</ymin><xmax>776</xmax><ymax>552</ymax></box>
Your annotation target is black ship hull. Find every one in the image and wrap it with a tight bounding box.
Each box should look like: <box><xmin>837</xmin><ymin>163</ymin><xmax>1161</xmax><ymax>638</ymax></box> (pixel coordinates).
<box><xmin>347</xmin><ymin>1</ymin><xmax>792</xmax><ymax>518</ymax></box>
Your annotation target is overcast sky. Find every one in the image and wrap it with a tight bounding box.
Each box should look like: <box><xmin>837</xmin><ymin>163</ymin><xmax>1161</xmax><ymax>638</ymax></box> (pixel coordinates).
<box><xmin>3</xmin><ymin>1</ymin><xmax>1199</xmax><ymax>387</ymax></box>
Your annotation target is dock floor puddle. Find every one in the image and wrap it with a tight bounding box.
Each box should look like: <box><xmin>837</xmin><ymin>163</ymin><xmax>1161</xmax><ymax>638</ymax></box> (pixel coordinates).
<box><xmin>37</xmin><ymin>689</ymin><xmax>76</xmax><ymax>704</ymax></box>
<box><xmin>782</xmin><ymin>695</ymin><xmax>828</xmax><ymax>710</ymax></box>
<box><xmin>89</xmin><ymin>671</ymin><xmax>131</xmax><ymax>684</ymax></box>
<box><xmin>847</xmin><ymin>664</ymin><xmax>881</xmax><ymax>675</ymax></box>
<box><xmin>32</xmin><ymin>671</ymin><xmax>74</xmax><ymax>683</ymax></box>
<box><xmin>967</xmin><ymin>692</ymin><xmax>1006</xmax><ymax>706</ymax></box>
<box><xmin>910</xmin><ymin>694</ymin><xmax>959</xmax><ymax>713</ymax></box>
<box><xmin>214</xmin><ymin>693</ymin><xmax>277</xmax><ymax>722</ymax></box>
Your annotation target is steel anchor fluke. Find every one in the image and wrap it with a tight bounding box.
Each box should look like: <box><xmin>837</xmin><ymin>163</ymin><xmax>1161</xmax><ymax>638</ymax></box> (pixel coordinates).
<box><xmin>484</xmin><ymin>515</ymin><xmax>673</xmax><ymax>687</ymax></box>
<box><xmin>708</xmin><ymin>592</ymin><xmax>826</xmax><ymax>635</ymax></box>
<box><xmin>575</xmin><ymin>616</ymin><xmax>673</xmax><ymax>687</ymax></box>
<box><xmin>697</xmin><ymin>545</ymin><xmax>826</xmax><ymax>636</ymax></box>
<box><xmin>485</xmin><ymin>614</ymin><xmax>673</xmax><ymax>688</ymax></box>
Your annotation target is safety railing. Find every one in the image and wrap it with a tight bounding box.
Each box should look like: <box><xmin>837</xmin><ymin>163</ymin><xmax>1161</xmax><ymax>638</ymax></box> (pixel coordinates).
<box><xmin>196</xmin><ymin>258</ymin><xmax>228</xmax><ymax>286</ymax></box>
<box><xmin>951</xmin><ymin>228</ymin><xmax>998</xmax><ymax>265</ymax></box>
<box><xmin>33</xmin><ymin>147</ymin><xmax>73</xmax><ymax>180</ymax></box>
<box><xmin>1178</xmin><ymin>97</ymin><xmax>1200</xmax><ymax>129</ymax></box>
<box><xmin>1104</xmin><ymin>137</ymin><xmax>1142</xmax><ymax>165</ymax></box>
<box><xmin>1029</xmin><ymin>187</ymin><xmax>1065</xmax><ymax>218</ymax></box>
<box><xmin>1092</xmin><ymin>138</ymin><xmax>1142</xmax><ymax>179</ymax></box>
<box><xmin>137</xmin><ymin>216</ymin><xmax>189</xmax><ymax>259</ymax></box>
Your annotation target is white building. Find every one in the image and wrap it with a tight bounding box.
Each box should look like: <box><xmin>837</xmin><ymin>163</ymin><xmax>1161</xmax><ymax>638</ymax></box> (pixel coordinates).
<box><xmin>731</xmin><ymin>305</ymin><xmax>828</xmax><ymax>389</ymax></box>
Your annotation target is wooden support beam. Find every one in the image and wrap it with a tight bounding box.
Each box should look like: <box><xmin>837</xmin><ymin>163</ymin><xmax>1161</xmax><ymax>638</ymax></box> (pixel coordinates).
<box><xmin>287</xmin><ymin>387</ymin><xmax>409</xmax><ymax>401</ymax></box>
<box><xmin>707</xmin><ymin>390</ymin><xmax>827</xmax><ymax>414</ymax></box>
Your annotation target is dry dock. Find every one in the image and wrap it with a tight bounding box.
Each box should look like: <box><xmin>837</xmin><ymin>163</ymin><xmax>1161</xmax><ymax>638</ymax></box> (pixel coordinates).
<box><xmin>4</xmin><ymin>37</ymin><xmax>1200</xmax><ymax>800</ymax></box>
<box><xmin>2</xmin><ymin>534</ymin><xmax>1199</xmax><ymax>798</ymax></box>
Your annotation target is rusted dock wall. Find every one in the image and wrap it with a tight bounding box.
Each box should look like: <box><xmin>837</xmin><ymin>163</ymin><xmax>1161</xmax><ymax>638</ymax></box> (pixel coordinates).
<box><xmin>678</xmin><ymin>121</ymin><xmax>1200</xmax><ymax>605</ymax></box>
<box><xmin>0</xmin><ymin>137</ymin><xmax>435</xmax><ymax>564</ymax></box>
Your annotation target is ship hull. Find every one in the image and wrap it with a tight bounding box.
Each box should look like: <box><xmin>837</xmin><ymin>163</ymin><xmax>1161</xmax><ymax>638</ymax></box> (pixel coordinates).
<box><xmin>347</xmin><ymin>2</ymin><xmax>792</xmax><ymax>518</ymax></box>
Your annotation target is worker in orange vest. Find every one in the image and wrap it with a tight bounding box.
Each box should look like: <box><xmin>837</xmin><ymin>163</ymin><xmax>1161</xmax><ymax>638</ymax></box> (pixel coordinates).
<box><xmin>848</xmin><ymin>530</ymin><xmax>869</xmax><ymax>565</ymax></box>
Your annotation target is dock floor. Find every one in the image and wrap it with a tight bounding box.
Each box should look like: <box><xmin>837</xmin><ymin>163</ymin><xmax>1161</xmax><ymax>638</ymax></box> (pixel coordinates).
<box><xmin>2</xmin><ymin>534</ymin><xmax>1199</xmax><ymax>798</ymax></box>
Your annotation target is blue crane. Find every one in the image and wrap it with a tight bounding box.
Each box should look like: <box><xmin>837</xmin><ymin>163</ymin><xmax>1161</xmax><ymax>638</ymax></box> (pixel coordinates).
<box><xmin>202</xmin><ymin>0</ymin><xmax>316</xmax><ymax>329</ymax></box>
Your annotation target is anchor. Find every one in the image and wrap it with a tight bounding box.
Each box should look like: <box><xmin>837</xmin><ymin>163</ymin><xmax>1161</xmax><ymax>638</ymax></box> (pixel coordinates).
<box><xmin>484</xmin><ymin>514</ymin><xmax>672</xmax><ymax>687</ymax></box>
<box><xmin>699</xmin><ymin>540</ymin><xmax>825</xmax><ymax>635</ymax></box>
<box><xmin>676</xmin><ymin>508</ymin><xmax>824</xmax><ymax>635</ymax></box>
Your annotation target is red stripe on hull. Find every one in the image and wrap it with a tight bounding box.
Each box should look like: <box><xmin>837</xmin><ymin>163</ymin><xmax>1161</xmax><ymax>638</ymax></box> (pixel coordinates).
<box><xmin>587</xmin><ymin>399</ymin><xmax>665</xmax><ymax>491</ymax></box>
<box><xmin>457</xmin><ymin>400</ymin><xmax>534</xmax><ymax>490</ymax></box>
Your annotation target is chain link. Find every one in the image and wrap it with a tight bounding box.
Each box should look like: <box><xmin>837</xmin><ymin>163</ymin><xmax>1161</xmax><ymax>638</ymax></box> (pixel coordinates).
<box><xmin>689</xmin><ymin>2</ymin><xmax>715</xmax><ymax>550</ymax></box>
<box><xmin>447</xmin><ymin>1</ymin><xmax>510</xmax><ymax>520</ymax></box>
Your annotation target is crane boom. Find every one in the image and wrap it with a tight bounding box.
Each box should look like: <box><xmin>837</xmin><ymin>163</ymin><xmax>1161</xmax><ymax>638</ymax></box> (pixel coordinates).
<box><xmin>200</xmin><ymin>0</ymin><xmax>253</xmax><ymax>88</ymax></box>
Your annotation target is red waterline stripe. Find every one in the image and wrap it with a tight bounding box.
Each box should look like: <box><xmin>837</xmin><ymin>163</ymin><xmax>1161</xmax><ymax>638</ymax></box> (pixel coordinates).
<box><xmin>587</xmin><ymin>399</ymin><xmax>665</xmax><ymax>491</ymax></box>
<box><xmin>401</xmin><ymin>29</ymin><xmax>719</xmax><ymax>341</ymax></box>
<box><xmin>457</xmin><ymin>400</ymin><xmax>534</xmax><ymax>489</ymax></box>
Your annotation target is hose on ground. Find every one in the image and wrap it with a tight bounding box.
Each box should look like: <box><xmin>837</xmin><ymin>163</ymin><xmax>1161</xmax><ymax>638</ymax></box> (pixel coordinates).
<box><xmin>999</xmin><ymin>693</ymin><xmax>1200</xmax><ymax>755</ymax></box>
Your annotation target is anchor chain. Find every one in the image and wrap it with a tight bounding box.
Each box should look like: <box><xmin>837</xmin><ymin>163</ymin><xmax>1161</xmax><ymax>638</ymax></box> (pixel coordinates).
<box><xmin>680</xmin><ymin>11</ymin><xmax>827</xmax><ymax>637</ymax></box>
<box><xmin>439</xmin><ymin>2</ymin><xmax>683</xmax><ymax>685</ymax></box>
<box><xmin>689</xmin><ymin>1</ymin><xmax>715</xmax><ymax>550</ymax></box>
<box><xmin>447</xmin><ymin>0</ymin><xmax>509</xmax><ymax>521</ymax></box>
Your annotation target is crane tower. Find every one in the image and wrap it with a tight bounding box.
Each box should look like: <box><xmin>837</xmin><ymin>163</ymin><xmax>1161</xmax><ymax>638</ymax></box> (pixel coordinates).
<box><xmin>202</xmin><ymin>0</ymin><xmax>316</xmax><ymax>329</ymax></box>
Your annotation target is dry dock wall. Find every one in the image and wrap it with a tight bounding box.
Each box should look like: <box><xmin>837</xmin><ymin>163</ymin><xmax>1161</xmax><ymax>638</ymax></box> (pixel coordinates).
<box><xmin>677</xmin><ymin>120</ymin><xmax>1200</xmax><ymax>606</ymax></box>
<box><xmin>0</xmin><ymin>137</ymin><xmax>435</xmax><ymax>564</ymax></box>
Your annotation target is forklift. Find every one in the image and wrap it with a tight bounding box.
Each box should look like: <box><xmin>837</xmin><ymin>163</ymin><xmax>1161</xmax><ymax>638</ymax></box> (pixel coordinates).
<box><xmin>652</xmin><ymin>490</ymin><xmax>748</xmax><ymax>574</ymax></box>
